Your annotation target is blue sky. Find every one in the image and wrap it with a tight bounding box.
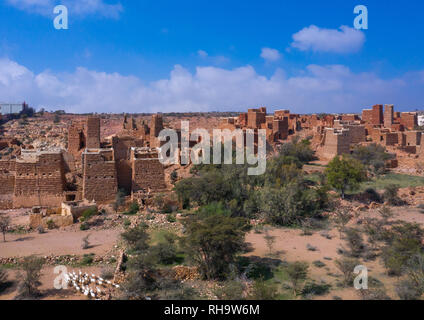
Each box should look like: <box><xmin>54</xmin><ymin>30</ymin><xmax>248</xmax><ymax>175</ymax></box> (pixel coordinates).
<box><xmin>0</xmin><ymin>0</ymin><xmax>423</xmax><ymax>114</ymax></box>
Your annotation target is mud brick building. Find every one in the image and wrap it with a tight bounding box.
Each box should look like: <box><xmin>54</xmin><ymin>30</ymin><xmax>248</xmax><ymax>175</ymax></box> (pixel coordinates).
<box><xmin>362</xmin><ymin>105</ymin><xmax>384</xmax><ymax>126</ymax></box>
<box><xmin>82</xmin><ymin>149</ymin><xmax>118</xmax><ymax>202</ymax></box>
<box><xmin>131</xmin><ymin>148</ymin><xmax>167</xmax><ymax>194</ymax></box>
<box><xmin>0</xmin><ymin>150</ymin><xmax>67</xmax><ymax>208</ymax></box>
<box><xmin>384</xmin><ymin>104</ymin><xmax>394</xmax><ymax>129</ymax></box>
<box><xmin>323</xmin><ymin>128</ymin><xmax>351</xmax><ymax>158</ymax></box>
<box><xmin>400</xmin><ymin>112</ymin><xmax>418</xmax><ymax>130</ymax></box>
<box><xmin>68</xmin><ymin>116</ymin><xmax>101</xmax><ymax>158</ymax></box>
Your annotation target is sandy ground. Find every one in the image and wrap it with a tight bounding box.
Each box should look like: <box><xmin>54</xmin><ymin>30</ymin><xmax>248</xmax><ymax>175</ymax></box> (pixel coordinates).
<box><xmin>245</xmin><ymin>206</ymin><xmax>424</xmax><ymax>300</ymax></box>
<box><xmin>0</xmin><ymin>228</ymin><xmax>120</xmax><ymax>258</ymax></box>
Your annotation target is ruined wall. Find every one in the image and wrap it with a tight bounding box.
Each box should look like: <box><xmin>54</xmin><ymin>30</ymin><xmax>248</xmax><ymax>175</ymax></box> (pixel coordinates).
<box><xmin>82</xmin><ymin>149</ymin><xmax>118</xmax><ymax>202</ymax></box>
<box><xmin>131</xmin><ymin>149</ymin><xmax>166</xmax><ymax>193</ymax></box>
<box><xmin>272</xmin><ymin>118</ymin><xmax>289</xmax><ymax>140</ymax></box>
<box><xmin>323</xmin><ymin>129</ymin><xmax>351</xmax><ymax>158</ymax></box>
<box><xmin>13</xmin><ymin>151</ymin><xmax>66</xmax><ymax>208</ymax></box>
<box><xmin>247</xmin><ymin>109</ymin><xmax>266</xmax><ymax>129</ymax></box>
<box><xmin>345</xmin><ymin>125</ymin><xmax>366</xmax><ymax>144</ymax></box>
<box><xmin>85</xmin><ymin>117</ymin><xmax>101</xmax><ymax>149</ymax></box>
<box><xmin>405</xmin><ymin>131</ymin><xmax>422</xmax><ymax>146</ymax></box>
<box><xmin>383</xmin><ymin>133</ymin><xmax>399</xmax><ymax>146</ymax></box>
<box><xmin>68</xmin><ymin>121</ymin><xmax>85</xmax><ymax>157</ymax></box>
<box><xmin>384</xmin><ymin>104</ymin><xmax>394</xmax><ymax>129</ymax></box>
<box><xmin>400</xmin><ymin>113</ymin><xmax>418</xmax><ymax>130</ymax></box>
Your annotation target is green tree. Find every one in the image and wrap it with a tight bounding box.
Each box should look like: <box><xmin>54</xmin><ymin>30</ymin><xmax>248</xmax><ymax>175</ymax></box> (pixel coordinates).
<box><xmin>17</xmin><ymin>256</ymin><xmax>44</xmax><ymax>299</ymax></box>
<box><xmin>286</xmin><ymin>262</ymin><xmax>309</xmax><ymax>296</ymax></box>
<box><xmin>0</xmin><ymin>214</ymin><xmax>11</xmax><ymax>242</ymax></box>
<box><xmin>335</xmin><ymin>258</ymin><xmax>359</xmax><ymax>287</ymax></box>
<box><xmin>326</xmin><ymin>156</ymin><xmax>366</xmax><ymax>199</ymax></box>
<box><xmin>181</xmin><ymin>203</ymin><xmax>249</xmax><ymax>280</ymax></box>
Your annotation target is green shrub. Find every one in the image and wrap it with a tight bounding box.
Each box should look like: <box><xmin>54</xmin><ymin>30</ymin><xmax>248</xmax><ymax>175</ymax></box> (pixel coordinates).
<box><xmin>80</xmin><ymin>208</ymin><xmax>98</xmax><ymax>222</ymax></box>
<box><xmin>46</xmin><ymin>219</ymin><xmax>56</xmax><ymax>230</ymax></box>
<box><xmin>301</xmin><ymin>281</ymin><xmax>331</xmax><ymax>298</ymax></box>
<box><xmin>80</xmin><ymin>223</ymin><xmax>89</xmax><ymax>231</ymax></box>
<box><xmin>81</xmin><ymin>254</ymin><xmax>95</xmax><ymax>266</ymax></box>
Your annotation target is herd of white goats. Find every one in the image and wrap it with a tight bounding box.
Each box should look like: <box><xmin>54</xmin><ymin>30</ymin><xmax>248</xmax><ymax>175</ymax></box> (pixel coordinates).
<box><xmin>64</xmin><ymin>270</ymin><xmax>120</xmax><ymax>300</ymax></box>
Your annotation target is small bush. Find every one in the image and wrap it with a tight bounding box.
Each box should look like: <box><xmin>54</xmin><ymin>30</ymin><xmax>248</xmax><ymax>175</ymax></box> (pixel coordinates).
<box><xmin>344</xmin><ymin>228</ymin><xmax>365</xmax><ymax>257</ymax></box>
<box><xmin>167</xmin><ymin>214</ymin><xmax>177</xmax><ymax>223</ymax></box>
<box><xmin>335</xmin><ymin>258</ymin><xmax>360</xmax><ymax>287</ymax></box>
<box><xmin>81</xmin><ymin>254</ymin><xmax>95</xmax><ymax>266</ymax></box>
<box><xmin>46</xmin><ymin>219</ymin><xmax>56</xmax><ymax>230</ymax></box>
<box><xmin>301</xmin><ymin>281</ymin><xmax>331</xmax><ymax>298</ymax></box>
<box><xmin>80</xmin><ymin>223</ymin><xmax>89</xmax><ymax>231</ymax></box>
<box><xmin>37</xmin><ymin>225</ymin><xmax>45</xmax><ymax>234</ymax></box>
<box><xmin>100</xmin><ymin>267</ymin><xmax>114</xmax><ymax>280</ymax></box>
<box><xmin>313</xmin><ymin>260</ymin><xmax>326</xmax><ymax>268</ymax></box>
<box><xmin>214</xmin><ymin>280</ymin><xmax>245</xmax><ymax>300</ymax></box>
<box><xmin>383</xmin><ymin>184</ymin><xmax>402</xmax><ymax>206</ymax></box>
<box><xmin>80</xmin><ymin>208</ymin><xmax>98</xmax><ymax>222</ymax></box>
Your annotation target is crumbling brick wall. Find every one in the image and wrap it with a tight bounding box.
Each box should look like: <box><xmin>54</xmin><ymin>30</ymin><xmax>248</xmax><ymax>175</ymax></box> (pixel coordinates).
<box><xmin>82</xmin><ymin>149</ymin><xmax>118</xmax><ymax>202</ymax></box>
<box><xmin>85</xmin><ymin>117</ymin><xmax>101</xmax><ymax>149</ymax></box>
<box><xmin>323</xmin><ymin>128</ymin><xmax>351</xmax><ymax>158</ymax></box>
<box><xmin>13</xmin><ymin>151</ymin><xmax>66</xmax><ymax>208</ymax></box>
<box><xmin>131</xmin><ymin>148</ymin><xmax>166</xmax><ymax>193</ymax></box>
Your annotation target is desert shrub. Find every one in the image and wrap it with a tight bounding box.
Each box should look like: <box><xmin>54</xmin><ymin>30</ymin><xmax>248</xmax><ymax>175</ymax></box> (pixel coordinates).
<box><xmin>351</xmin><ymin>143</ymin><xmax>392</xmax><ymax>175</ymax></box>
<box><xmin>358</xmin><ymin>288</ymin><xmax>391</xmax><ymax>300</ymax></box>
<box><xmin>123</xmin><ymin>218</ymin><xmax>131</xmax><ymax>228</ymax></box>
<box><xmin>81</xmin><ymin>253</ymin><xmax>95</xmax><ymax>266</ymax></box>
<box><xmin>80</xmin><ymin>208</ymin><xmax>98</xmax><ymax>222</ymax></box>
<box><xmin>395</xmin><ymin>279</ymin><xmax>422</xmax><ymax>300</ymax></box>
<box><xmin>378</xmin><ymin>206</ymin><xmax>395</xmax><ymax>224</ymax></box>
<box><xmin>364</xmin><ymin>188</ymin><xmax>382</xmax><ymax>203</ymax></box>
<box><xmin>286</xmin><ymin>262</ymin><xmax>309</xmax><ymax>295</ymax></box>
<box><xmin>313</xmin><ymin>260</ymin><xmax>326</xmax><ymax>268</ymax></box>
<box><xmin>80</xmin><ymin>222</ymin><xmax>89</xmax><ymax>231</ymax></box>
<box><xmin>278</xmin><ymin>137</ymin><xmax>316</xmax><ymax>163</ymax></box>
<box><xmin>383</xmin><ymin>184</ymin><xmax>402</xmax><ymax>206</ymax></box>
<box><xmin>148</xmin><ymin>241</ymin><xmax>178</xmax><ymax>265</ymax></box>
<box><xmin>248</xmin><ymin>278</ymin><xmax>278</xmax><ymax>300</ymax></box>
<box><xmin>214</xmin><ymin>280</ymin><xmax>245</xmax><ymax>300</ymax></box>
<box><xmin>332</xmin><ymin>209</ymin><xmax>353</xmax><ymax>239</ymax></box>
<box><xmin>166</xmin><ymin>214</ymin><xmax>176</xmax><ymax>223</ymax></box>
<box><xmin>301</xmin><ymin>281</ymin><xmax>331</xmax><ymax>298</ymax></box>
<box><xmin>381</xmin><ymin>223</ymin><xmax>424</xmax><ymax>276</ymax></box>
<box><xmin>46</xmin><ymin>219</ymin><xmax>56</xmax><ymax>230</ymax></box>
<box><xmin>100</xmin><ymin>267</ymin><xmax>114</xmax><ymax>280</ymax></box>
<box><xmin>344</xmin><ymin>228</ymin><xmax>365</xmax><ymax>257</ymax></box>
<box><xmin>37</xmin><ymin>225</ymin><xmax>45</xmax><ymax>234</ymax></box>
<box><xmin>153</xmin><ymin>278</ymin><xmax>199</xmax><ymax>300</ymax></box>
<box><xmin>121</xmin><ymin>223</ymin><xmax>150</xmax><ymax>253</ymax></box>
<box><xmin>17</xmin><ymin>256</ymin><xmax>44</xmax><ymax>299</ymax></box>
<box><xmin>335</xmin><ymin>258</ymin><xmax>360</xmax><ymax>287</ymax></box>
<box><xmin>124</xmin><ymin>202</ymin><xmax>140</xmax><ymax>215</ymax></box>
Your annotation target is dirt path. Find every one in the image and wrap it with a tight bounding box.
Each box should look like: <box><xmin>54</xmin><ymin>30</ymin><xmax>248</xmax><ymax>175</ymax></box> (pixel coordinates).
<box><xmin>0</xmin><ymin>228</ymin><xmax>121</xmax><ymax>258</ymax></box>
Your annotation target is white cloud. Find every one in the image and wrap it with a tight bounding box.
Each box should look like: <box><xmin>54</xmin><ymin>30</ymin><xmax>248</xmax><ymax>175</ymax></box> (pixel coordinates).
<box><xmin>260</xmin><ymin>48</ymin><xmax>281</xmax><ymax>62</ymax></box>
<box><xmin>197</xmin><ymin>50</ymin><xmax>208</xmax><ymax>58</ymax></box>
<box><xmin>6</xmin><ymin>0</ymin><xmax>123</xmax><ymax>18</ymax></box>
<box><xmin>197</xmin><ymin>50</ymin><xmax>229</xmax><ymax>65</ymax></box>
<box><xmin>291</xmin><ymin>25</ymin><xmax>365</xmax><ymax>53</ymax></box>
<box><xmin>0</xmin><ymin>57</ymin><xmax>423</xmax><ymax>114</ymax></box>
